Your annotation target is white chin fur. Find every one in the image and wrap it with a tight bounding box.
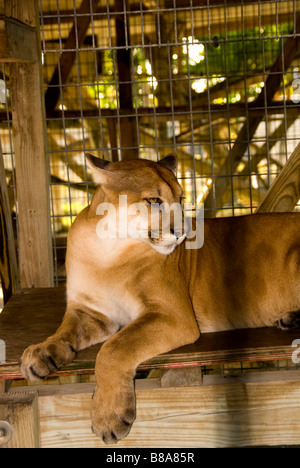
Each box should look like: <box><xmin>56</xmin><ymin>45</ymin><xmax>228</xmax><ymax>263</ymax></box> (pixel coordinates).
<box><xmin>150</xmin><ymin>233</ymin><xmax>186</xmax><ymax>255</ymax></box>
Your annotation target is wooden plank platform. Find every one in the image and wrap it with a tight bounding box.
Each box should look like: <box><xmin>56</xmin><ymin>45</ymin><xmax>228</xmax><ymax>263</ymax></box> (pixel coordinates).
<box><xmin>1</xmin><ymin>287</ymin><xmax>300</xmax><ymax>380</ymax></box>
<box><xmin>32</xmin><ymin>379</ymin><xmax>300</xmax><ymax>447</ymax></box>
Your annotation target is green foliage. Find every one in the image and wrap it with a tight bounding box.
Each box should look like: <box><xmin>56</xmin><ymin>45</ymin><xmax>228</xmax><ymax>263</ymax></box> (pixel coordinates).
<box><xmin>188</xmin><ymin>23</ymin><xmax>293</xmax><ymax>76</ymax></box>
<box><xmin>87</xmin><ymin>23</ymin><xmax>296</xmax><ymax>109</ymax></box>
<box><xmin>87</xmin><ymin>50</ymin><xmax>117</xmax><ymax>109</ymax></box>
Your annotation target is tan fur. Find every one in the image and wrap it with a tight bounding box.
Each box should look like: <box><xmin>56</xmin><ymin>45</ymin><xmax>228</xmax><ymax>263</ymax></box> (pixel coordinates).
<box><xmin>20</xmin><ymin>155</ymin><xmax>300</xmax><ymax>444</ymax></box>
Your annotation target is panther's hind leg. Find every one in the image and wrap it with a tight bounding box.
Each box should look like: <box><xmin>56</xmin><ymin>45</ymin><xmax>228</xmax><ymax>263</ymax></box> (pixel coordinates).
<box><xmin>276</xmin><ymin>311</ymin><xmax>300</xmax><ymax>330</ymax></box>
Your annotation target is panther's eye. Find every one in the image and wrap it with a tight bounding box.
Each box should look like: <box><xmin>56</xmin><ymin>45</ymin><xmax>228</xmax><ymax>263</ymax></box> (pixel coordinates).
<box><xmin>146</xmin><ymin>198</ymin><xmax>162</xmax><ymax>205</ymax></box>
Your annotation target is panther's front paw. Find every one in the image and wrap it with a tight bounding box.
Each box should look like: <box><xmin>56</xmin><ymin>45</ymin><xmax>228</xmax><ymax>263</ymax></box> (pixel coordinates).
<box><xmin>276</xmin><ymin>311</ymin><xmax>300</xmax><ymax>330</ymax></box>
<box><xmin>91</xmin><ymin>381</ymin><xmax>136</xmax><ymax>444</ymax></box>
<box><xmin>20</xmin><ymin>340</ymin><xmax>77</xmax><ymax>381</ymax></box>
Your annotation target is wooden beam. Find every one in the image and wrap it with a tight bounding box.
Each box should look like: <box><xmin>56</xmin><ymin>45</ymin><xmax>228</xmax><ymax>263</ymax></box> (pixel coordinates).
<box><xmin>1</xmin><ymin>101</ymin><xmax>299</xmax><ymax>124</ymax></box>
<box><xmin>6</xmin><ymin>374</ymin><xmax>300</xmax><ymax>447</ymax></box>
<box><xmin>0</xmin><ymin>17</ymin><xmax>38</xmax><ymax>62</ymax></box>
<box><xmin>0</xmin><ymin>139</ymin><xmax>18</xmax><ymax>303</ymax></box>
<box><xmin>20</xmin><ymin>378</ymin><xmax>300</xmax><ymax>447</ymax></box>
<box><xmin>4</xmin><ymin>0</ymin><xmax>36</xmax><ymax>25</ymax></box>
<box><xmin>115</xmin><ymin>0</ymin><xmax>139</xmax><ymax>160</ymax></box>
<box><xmin>240</xmin><ymin>113</ymin><xmax>300</xmax><ymax>177</ymax></box>
<box><xmin>204</xmin><ymin>29</ymin><xmax>300</xmax><ymax>217</ymax></box>
<box><xmin>255</xmin><ymin>142</ymin><xmax>300</xmax><ymax>213</ymax></box>
<box><xmin>6</xmin><ymin>0</ymin><xmax>54</xmax><ymax>288</ymax></box>
<box><xmin>39</xmin><ymin>2</ymin><xmax>294</xmax><ymax>43</ymax></box>
<box><xmin>106</xmin><ymin>118</ymin><xmax>119</xmax><ymax>162</ymax></box>
<box><xmin>39</xmin><ymin>0</ymin><xmax>295</xmax><ymax>19</ymax></box>
<box><xmin>44</xmin><ymin>0</ymin><xmax>99</xmax><ymax>113</ymax></box>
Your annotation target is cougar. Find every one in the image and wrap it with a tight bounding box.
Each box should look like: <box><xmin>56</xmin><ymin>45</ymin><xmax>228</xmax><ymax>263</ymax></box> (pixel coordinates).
<box><xmin>20</xmin><ymin>154</ymin><xmax>300</xmax><ymax>443</ymax></box>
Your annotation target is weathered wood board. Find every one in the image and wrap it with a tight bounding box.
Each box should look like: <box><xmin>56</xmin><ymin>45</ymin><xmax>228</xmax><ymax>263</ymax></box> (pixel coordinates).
<box><xmin>31</xmin><ymin>378</ymin><xmax>300</xmax><ymax>448</ymax></box>
<box><xmin>256</xmin><ymin>142</ymin><xmax>300</xmax><ymax>213</ymax></box>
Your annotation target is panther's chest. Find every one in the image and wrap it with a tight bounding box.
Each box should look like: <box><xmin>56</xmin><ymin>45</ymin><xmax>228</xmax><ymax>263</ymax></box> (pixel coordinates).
<box><xmin>67</xmin><ymin>262</ymin><xmax>143</xmax><ymax>328</ymax></box>
<box><xmin>66</xmin><ymin>232</ymin><xmax>160</xmax><ymax>326</ymax></box>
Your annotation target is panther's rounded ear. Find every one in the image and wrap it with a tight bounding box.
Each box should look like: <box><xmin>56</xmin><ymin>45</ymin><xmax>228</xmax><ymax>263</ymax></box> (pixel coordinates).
<box><xmin>86</xmin><ymin>153</ymin><xmax>118</xmax><ymax>185</ymax></box>
<box><xmin>86</xmin><ymin>153</ymin><xmax>110</xmax><ymax>170</ymax></box>
<box><xmin>158</xmin><ymin>154</ymin><xmax>178</xmax><ymax>174</ymax></box>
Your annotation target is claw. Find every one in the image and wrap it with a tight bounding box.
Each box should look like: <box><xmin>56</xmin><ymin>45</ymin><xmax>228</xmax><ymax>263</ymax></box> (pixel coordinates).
<box><xmin>29</xmin><ymin>366</ymin><xmax>46</xmax><ymax>380</ymax></box>
<box><xmin>102</xmin><ymin>431</ymin><xmax>118</xmax><ymax>445</ymax></box>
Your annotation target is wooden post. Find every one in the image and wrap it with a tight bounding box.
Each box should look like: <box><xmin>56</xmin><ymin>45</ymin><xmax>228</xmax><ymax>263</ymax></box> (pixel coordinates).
<box><xmin>5</xmin><ymin>0</ymin><xmax>54</xmax><ymax>288</ymax></box>
<box><xmin>256</xmin><ymin>142</ymin><xmax>300</xmax><ymax>213</ymax></box>
<box><xmin>115</xmin><ymin>0</ymin><xmax>139</xmax><ymax>160</ymax></box>
<box><xmin>45</xmin><ymin>0</ymin><xmax>99</xmax><ymax>113</ymax></box>
<box><xmin>0</xmin><ymin>139</ymin><xmax>18</xmax><ymax>303</ymax></box>
<box><xmin>107</xmin><ymin>118</ymin><xmax>119</xmax><ymax>162</ymax></box>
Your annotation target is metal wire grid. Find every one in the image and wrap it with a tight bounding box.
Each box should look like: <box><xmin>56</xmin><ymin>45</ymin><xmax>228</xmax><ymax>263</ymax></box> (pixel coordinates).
<box><xmin>0</xmin><ymin>0</ymin><xmax>300</xmax><ymax>286</ymax></box>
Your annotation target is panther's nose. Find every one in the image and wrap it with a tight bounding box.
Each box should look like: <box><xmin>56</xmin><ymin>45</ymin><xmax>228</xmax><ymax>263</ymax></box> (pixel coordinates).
<box><xmin>171</xmin><ymin>228</ymin><xmax>185</xmax><ymax>240</ymax></box>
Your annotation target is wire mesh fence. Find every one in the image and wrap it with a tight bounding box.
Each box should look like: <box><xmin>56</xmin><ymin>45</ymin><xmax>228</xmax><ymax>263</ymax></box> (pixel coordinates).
<box><xmin>0</xmin><ymin>0</ymin><xmax>300</xmax><ymax>286</ymax></box>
